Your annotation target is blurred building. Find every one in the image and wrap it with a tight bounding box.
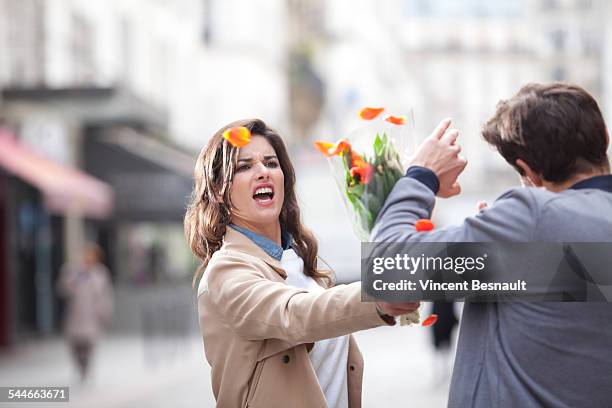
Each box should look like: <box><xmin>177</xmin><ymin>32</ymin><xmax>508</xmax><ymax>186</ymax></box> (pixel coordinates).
<box><xmin>0</xmin><ymin>0</ymin><xmax>197</xmax><ymax>346</ymax></box>
<box><xmin>0</xmin><ymin>0</ymin><xmax>294</xmax><ymax>346</ymax></box>
<box><xmin>0</xmin><ymin>0</ymin><xmax>292</xmax><ymax>147</ymax></box>
<box><xmin>400</xmin><ymin>0</ymin><xmax>605</xmax><ymax>190</ymax></box>
<box><xmin>198</xmin><ymin>0</ymin><xmax>290</xmax><ymax>144</ymax></box>
<box><xmin>319</xmin><ymin>0</ymin><xmax>607</xmax><ymax>194</ymax></box>
<box><xmin>601</xmin><ymin>1</ymin><xmax>612</xmax><ymax>126</ymax></box>
<box><xmin>285</xmin><ymin>0</ymin><xmax>326</xmax><ymax>141</ymax></box>
<box><xmin>319</xmin><ymin>0</ymin><xmax>420</xmax><ymax>138</ymax></box>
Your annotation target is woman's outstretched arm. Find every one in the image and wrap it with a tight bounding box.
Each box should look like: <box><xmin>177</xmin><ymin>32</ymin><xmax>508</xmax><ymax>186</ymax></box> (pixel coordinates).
<box><xmin>200</xmin><ymin>251</ymin><xmax>402</xmax><ymax>343</ymax></box>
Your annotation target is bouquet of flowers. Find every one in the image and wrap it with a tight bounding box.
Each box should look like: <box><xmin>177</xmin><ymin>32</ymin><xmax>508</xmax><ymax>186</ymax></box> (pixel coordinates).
<box><xmin>316</xmin><ymin>107</ymin><xmax>427</xmax><ymax>326</ymax></box>
<box><xmin>314</xmin><ymin>107</ymin><xmax>415</xmax><ymax>240</ymax></box>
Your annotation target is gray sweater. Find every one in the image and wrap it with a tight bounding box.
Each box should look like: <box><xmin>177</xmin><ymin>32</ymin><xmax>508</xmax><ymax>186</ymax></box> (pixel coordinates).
<box><xmin>371</xmin><ymin>175</ymin><xmax>612</xmax><ymax>408</ymax></box>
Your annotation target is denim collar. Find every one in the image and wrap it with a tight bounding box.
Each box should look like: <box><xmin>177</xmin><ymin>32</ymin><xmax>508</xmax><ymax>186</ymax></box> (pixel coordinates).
<box><xmin>569</xmin><ymin>174</ymin><xmax>612</xmax><ymax>193</ymax></box>
<box><xmin>228</xmin><ymin>224</ymin><xmax>292</xmax><ymax>261</ymax></box>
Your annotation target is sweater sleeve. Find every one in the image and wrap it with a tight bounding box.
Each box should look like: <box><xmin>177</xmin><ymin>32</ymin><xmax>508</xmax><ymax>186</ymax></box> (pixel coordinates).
<box><xmin>370</xmin><ymin>177</ymin><xmax>540</xmax><ymax>243</ymax></box>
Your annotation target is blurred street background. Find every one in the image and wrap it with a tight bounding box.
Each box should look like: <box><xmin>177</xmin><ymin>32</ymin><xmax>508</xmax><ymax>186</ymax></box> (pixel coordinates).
<box><xmin>1</xmin><ymin>0</ymin><xmax>611</xmax><ymax>407</ymax></box>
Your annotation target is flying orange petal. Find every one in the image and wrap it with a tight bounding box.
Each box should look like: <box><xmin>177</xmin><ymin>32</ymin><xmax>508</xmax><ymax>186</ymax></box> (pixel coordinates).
<box><xmin>415</xmin><ymin>219</ymin><xmax>435</xmax><ymax>232</ymax></box>
<box><xmin>385</xmin><ymin>115</ymin><xmax>407</xmax><ymax>125</ymax></box>
<box><xmin>359</xmin><ymin>107</ymin><xmax>385</xmax><ymax>120</ymax></box>
<box><xmin>314</xmin><ymin>139</ymin><xmax>351</xmax><ymax>157</ymax></box>
<box><xmin>329</xmin><ymin>139</ymin><xmax>351</xmax><ymax>155</ymax></box>
<box><xmin>421</xmin><ymin>314</ymin><xmax>438</xmax><ymax>327</ymax></box>
<box><xmin>314</xmin><ymin>141</ymin><xmax>335</xmax><ymax>157</ymax></box>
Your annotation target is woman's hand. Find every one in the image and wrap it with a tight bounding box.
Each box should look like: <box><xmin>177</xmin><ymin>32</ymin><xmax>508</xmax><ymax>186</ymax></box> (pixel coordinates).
<box><xmin>375</xmin><ymin>301</ymin><xmax>420</xmax><ymax>317</ymax></box>
<box><xmin>409</xmin><ymin>118</ymin><xmax>468</xmax><ymax>198</ymax></box>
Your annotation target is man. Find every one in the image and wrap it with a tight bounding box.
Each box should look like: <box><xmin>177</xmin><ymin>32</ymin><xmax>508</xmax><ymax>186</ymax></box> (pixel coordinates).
<box><xmin>371</xmin><ymin>83</ymin><xmax>612</xmax><ymax>407</ymax></box>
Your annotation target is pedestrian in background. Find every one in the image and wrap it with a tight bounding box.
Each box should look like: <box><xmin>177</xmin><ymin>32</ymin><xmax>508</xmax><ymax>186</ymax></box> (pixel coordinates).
<box><xmin>430</xmin><ymin>301</ymin><xmax>458</xmax><ymax>383</ymax></box>
<box><xmin>57</xmin><ymin>243</ymin><xmax>114</xmax><ymax>383</ymax></box>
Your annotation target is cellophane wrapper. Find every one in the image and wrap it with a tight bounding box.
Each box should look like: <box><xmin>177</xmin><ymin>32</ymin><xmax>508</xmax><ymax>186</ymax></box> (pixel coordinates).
<box><xmin>326</xmin><ymin>111</ymin><xmax>420</xmax><ymax>325</ymax></box>
<box><xmin>327</xmin><ymin>112</ymin><xmax>416</xmax><ymax>241</ymax></box>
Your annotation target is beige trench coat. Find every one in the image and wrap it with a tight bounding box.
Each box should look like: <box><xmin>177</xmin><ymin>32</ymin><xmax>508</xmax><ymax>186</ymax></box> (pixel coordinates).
<box><xmin>57</xmin><ymin>263</ymin><xmax>114</xmax><ymax>342</ymax></box>
<box><xmin>197</xmin><ymin>227</ymin><xmax>396</xmax><ymax>408</ymax></box>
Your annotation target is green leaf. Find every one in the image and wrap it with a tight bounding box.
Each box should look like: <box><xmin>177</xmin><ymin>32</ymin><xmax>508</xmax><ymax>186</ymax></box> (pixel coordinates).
<box><xmin>373</xmin><ymin>133</ymin><xmax>383</xmax><ymax>157</ymax></box>
<box><xmin>347</xmin><ymin>182</ymin><xmax>365</xmax><ymax>197</ymax></box>
<box><xmin>342</xmin><ymin>132</ymin><xmax>408</xmax><ymax>235</ymax></box>
<box><xmin>346</xmin><ymin>188</ymin><xmax>372</xmax><ymax>233</ymax></box>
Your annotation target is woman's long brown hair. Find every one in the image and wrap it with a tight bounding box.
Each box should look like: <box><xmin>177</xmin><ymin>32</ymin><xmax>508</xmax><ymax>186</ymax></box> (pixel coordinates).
<box><xmin>184</xmin><ymin>119</ymin><xmax>330</xmax><ymax>287</ymax></box>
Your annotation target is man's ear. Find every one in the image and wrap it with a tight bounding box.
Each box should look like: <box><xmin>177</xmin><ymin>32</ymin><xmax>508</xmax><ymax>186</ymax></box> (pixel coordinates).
<box><xmin>515</xmin><ymin>159</ymin><xmax>543</xmax><ymax>187</ymax></box>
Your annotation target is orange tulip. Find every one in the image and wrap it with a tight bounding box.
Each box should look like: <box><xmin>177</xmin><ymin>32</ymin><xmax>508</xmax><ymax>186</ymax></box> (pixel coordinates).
<box><xmin>359</xmin><ymin>107</ymin><xmax>385</xmax><ymax>120</ymax></box>
<box><xmin>415</xmin><ymin>219</ymin><xmax>435</xmax><ymax>231</ymax></box>
<box><xmin>385</xmin><ymin>115</ymin><xmax>407</xmax><ymax>125</ymax></box>
<box><xmin>314</xmin><ymin>139</ymin><xmax>351</xmax><ymax>157</ymax></box>
<box><xmin>223</xmin><ymin>126</ymin><xmax>251</xmax><ymax>148</ymax></box>
<box><xmin>350</xmin><ymin>150</ymin><xmax>366</xmax><ymax>166</ymax></box>
<box><xmin>350</xmin><ymin>162</ymin><xmax>373</xmax><ymax>184</ymax></box>
<box><xmin>421</xmin><ymin>314</ymin><xmax>438</xmax><ymax>327</ymax></box>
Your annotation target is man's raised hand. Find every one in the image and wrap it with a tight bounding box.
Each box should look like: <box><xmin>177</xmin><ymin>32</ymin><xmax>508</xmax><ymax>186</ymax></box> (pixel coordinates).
<box><xmin>409</xmin><ymin>118</ymin><xmax>468</xmax><ymax>198</ymax></box>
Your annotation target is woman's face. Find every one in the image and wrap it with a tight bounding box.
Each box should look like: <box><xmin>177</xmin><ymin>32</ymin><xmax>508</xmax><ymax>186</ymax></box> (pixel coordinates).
<box><xmin>228</xmin><ymin>135</ymin><xmax>285</xmax><ymax>228</ymax></box>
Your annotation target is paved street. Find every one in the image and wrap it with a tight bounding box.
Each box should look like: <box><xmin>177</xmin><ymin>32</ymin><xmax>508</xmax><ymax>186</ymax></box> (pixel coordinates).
<box><xmin>0</xmin><ymin>322</ymin><xmax>454</xmax><ymax>408</ymax></box>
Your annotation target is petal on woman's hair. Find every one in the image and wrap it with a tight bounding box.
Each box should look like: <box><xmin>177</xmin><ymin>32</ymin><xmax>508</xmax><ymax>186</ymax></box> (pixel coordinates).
<box><xmin>223</xmin><ymin>126</ymin><xmax>251</xmax><ymax>148</ymax></box>
<box><xmin>385</xmin><ymin>115</ymin><xmax>407</xmax><ymax>125</ymax></box>
<box><xmin>359</xmin><ymin>107</ymin><xmax>385</xmax><ymax>120</ymax></box>
<box><xmin>421</xmin><ymin>314</ymin><xmax>438</xmax><ymax>327</ymax></box>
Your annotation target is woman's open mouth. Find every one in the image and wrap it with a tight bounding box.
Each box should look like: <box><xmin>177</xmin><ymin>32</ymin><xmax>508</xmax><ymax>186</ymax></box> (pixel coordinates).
<box><xmin>252</xmin><ymin>186</ymin><xmax>275</xmax><ymax>206</ymax></box>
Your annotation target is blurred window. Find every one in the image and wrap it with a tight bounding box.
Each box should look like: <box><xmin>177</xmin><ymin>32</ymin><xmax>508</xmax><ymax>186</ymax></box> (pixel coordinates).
<box><xmin>119</xmin><ymin>18</ymin><xmax>133</xmax><ymax>85</ymax></box>
<box><xmin>541</xmin><ymin>0</ymin><xmax>560</xmax><ymax>10</ymax></box>
<box><xmin>576</xmin><ymin>0</ymin><xmax>593</xmax><ymax>10</ymax></box>
<box><xmin>552</xmin><ymin>66</ymin><xmax>566</xmax><ymax>81</ymax></box>
<box><xmin>119</xmin><ymin>223</ymin><xmax>192</xmax><ymax>285</ymax></box>
<box><xmin>549</xmin><ymin>29</ymin><xmax>566</xmax><ymax>52</ymax></box>
<box><xmin>580</xmin><ymin>29</ymin><xmax>600</xmax><ymax>56</ymax></box>
<box><xmin>446</xmin><ymin>38</ymin><xmax>462</xmax><ymax>52</ymax></box>
<box><xmin>404</xmin><ymin>0</ymin><xmax>524</xmax><ymax>17</ymax></box>
<box><xmin>411</xmin><ymin>0</ymin><xmax>432</xmax><ymax>16</ymax></box>
<box><xmin>403</xmin><ymin>0</ymin><xmax>532</xmax><ymax>17</ymax></box>
<box><xmin>287</xmin><ymin>0</ymin><xmax>325</xmax><ymax>38</ymax></box>
<box><xmin>152</xmin><ymin>42</ymin><xmax>169</xmax><ymax>105</ymax></box>
<box><xmin>202</xmin><ymin>0</ymin><xmax>213</xmax><ymax>45</ymax></box>
<box><xmin>71</xmin><ymin>13</ymin><xmax>95</xmax><ymax>84</ymax></box>
<box><xmin>507</xmin><ymin>41</ymin><xmax>523</xmax><ymax>54</ymax></box>
<box><xmin>5</xmin><ymin>0</ymin><xmax>45</xmax><ymax>85</ymax></box>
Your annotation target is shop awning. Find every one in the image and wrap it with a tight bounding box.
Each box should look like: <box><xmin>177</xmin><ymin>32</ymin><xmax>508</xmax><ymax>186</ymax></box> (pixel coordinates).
<box><xmin>0</xmin><ymin>129</ymin><xmax>113</xmax><ymax>219</ymax></box>
<box><xmin>84</xmin><ymin>127</ymin><xmax>194</xmax><ymax>222</ymax></box>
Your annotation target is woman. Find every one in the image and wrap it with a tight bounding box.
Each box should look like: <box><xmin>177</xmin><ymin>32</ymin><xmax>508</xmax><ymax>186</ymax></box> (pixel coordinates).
<box><xmin>185</xmin><ymin>119</ymin><xmax>419</xmax><ymax>408</ymax></box>
<box><xmin>57</xmin><ymin>243</ymin><xmax>114</xmax><ymax>383</ymax></box>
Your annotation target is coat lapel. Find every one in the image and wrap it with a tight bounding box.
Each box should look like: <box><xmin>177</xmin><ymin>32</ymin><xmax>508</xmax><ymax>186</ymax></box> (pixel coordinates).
<box><xmin>222</xmin><ymin>227</ymin><xmax>288</xmax><ymax>279</ymax></box>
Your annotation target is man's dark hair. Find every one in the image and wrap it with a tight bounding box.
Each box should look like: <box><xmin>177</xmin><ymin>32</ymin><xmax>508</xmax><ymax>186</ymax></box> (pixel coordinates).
<box><xmin>482</xmin><ymin>82</ymin><xmax>610</xmax><ymax>183</ymax></box>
